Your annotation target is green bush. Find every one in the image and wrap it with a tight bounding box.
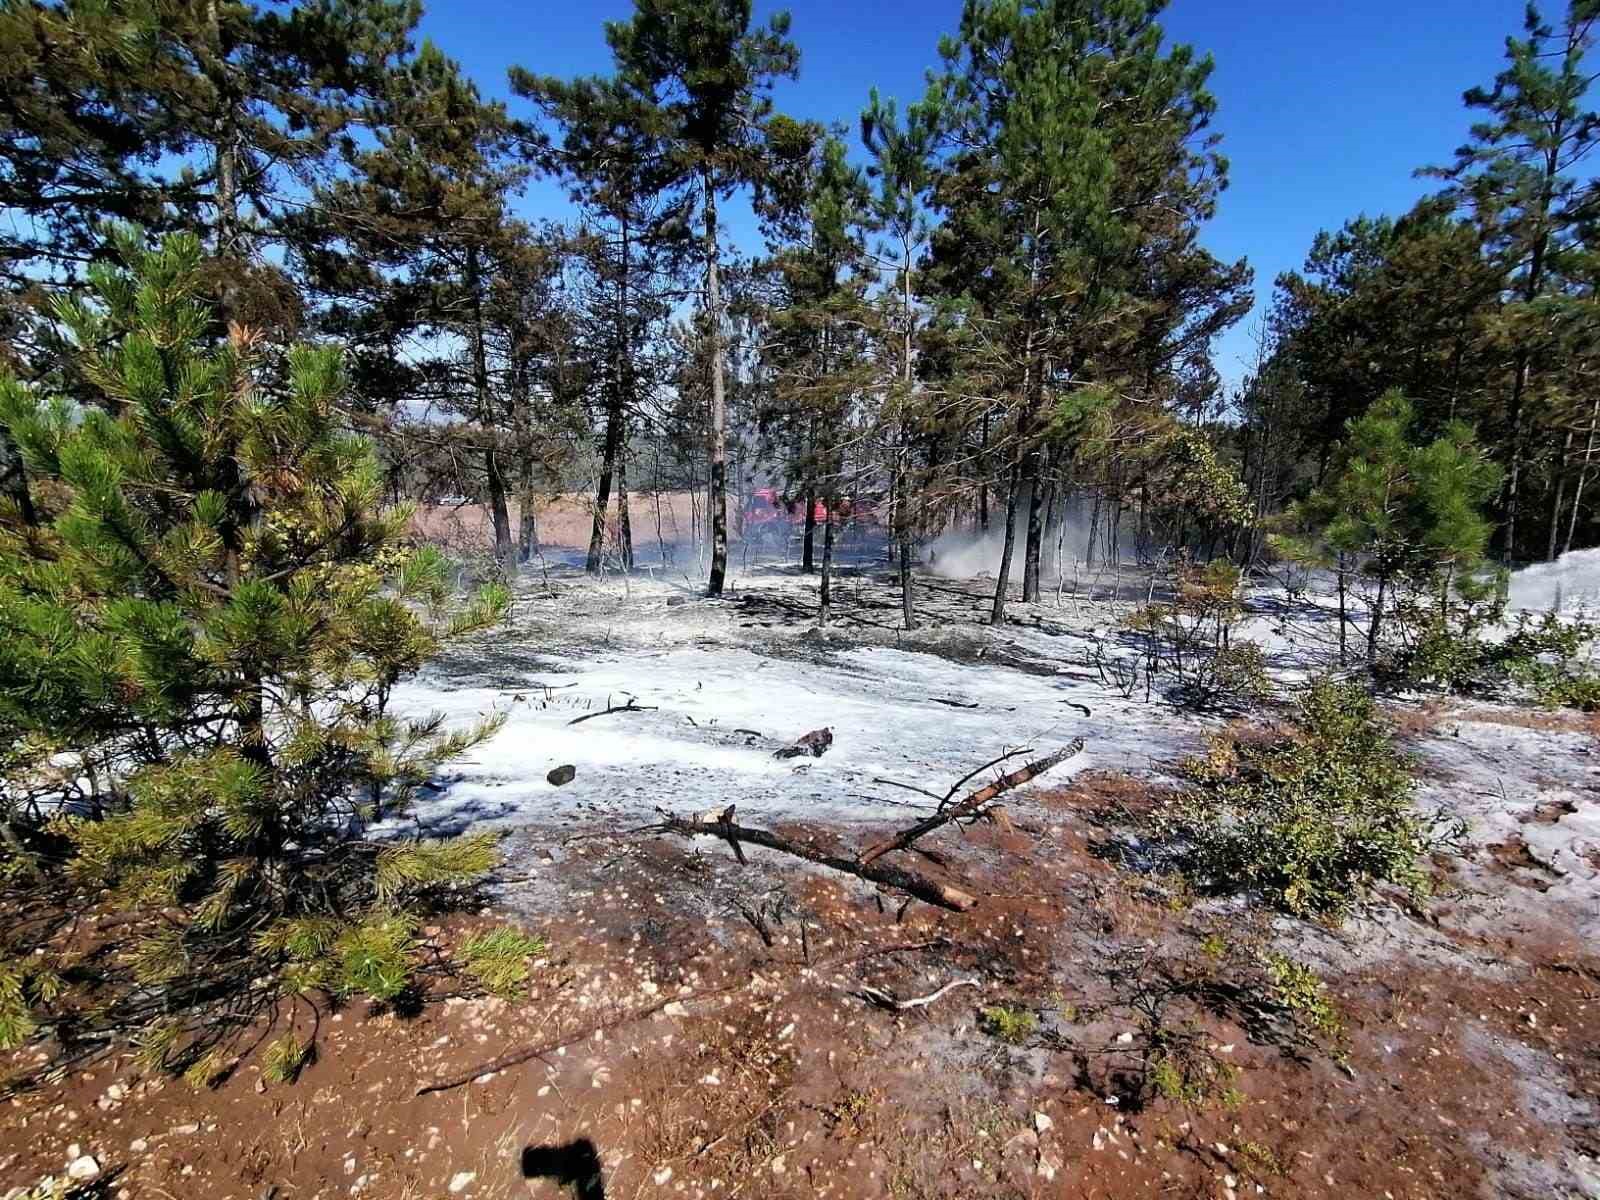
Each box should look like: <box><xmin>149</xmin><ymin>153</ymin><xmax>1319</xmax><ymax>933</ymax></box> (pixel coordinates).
<box><xmin>1389</xmin><ymin>604</ymin><xmax>1600</xmax><ymax>708</ymax></box>
<box><xmin>1124</xmin><ymin>562</ymin><xmax>1272</xmax><ymax>711</ymax></box>
<box><xmin>979</xmin><ymin>1004</ymin><xmax>1037</xmax><ymax>1045</ymax></box>
<box><xmin>1156</xmin><ymin>679</ymin><xmax>1460</xmax><ymax>918</ymax></box>
<box><xmin>0</xmin><ymin>232</ymin><xmax>516</xmax><ymax>1070</ymax></box>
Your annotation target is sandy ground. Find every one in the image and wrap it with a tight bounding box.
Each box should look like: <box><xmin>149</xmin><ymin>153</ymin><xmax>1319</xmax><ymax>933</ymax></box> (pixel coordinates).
<box><xmin>3</xmin><ymin>560</ymin><xmax>1599</xmax><ymax>1199</ymax></box>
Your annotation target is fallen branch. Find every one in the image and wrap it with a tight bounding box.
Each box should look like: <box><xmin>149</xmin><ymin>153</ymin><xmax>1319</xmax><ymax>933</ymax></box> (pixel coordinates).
<box><xmin>417</xmin><ymin>939</ymin><xmax>948</xmax><ymax>1095</ymax></box>
<box><xmin>872</xmin><ymin>777</ymin><xmax>945</xmax><ymax>804</ymax></box>
<box><xmin>567</xmin><ymin>701</ymin><xmax>659</xmax><ymax>726</ymax></box>
<box><xmin>859</xmin><ymin>977</ymin><xmax>981</xmax><ymax>1011</ymax></box>
<box><xmin>858</xmin><ymin>739</ymin><xmax>1086</xmax><ymax>867</ymax></box>
<box><xmin>657</xmin><ymin>807</ymin><xmax>977</xmax><ymax>911</ymax></box>
<box><xmin>937</xmin><ymin>747</ymin><xmax>1036</xmax><ymax>809</ymax></box>
<box><xmin>928</xmin><ymin>697</ymin><xmax>979</xmax><ymax>709</ymax></box>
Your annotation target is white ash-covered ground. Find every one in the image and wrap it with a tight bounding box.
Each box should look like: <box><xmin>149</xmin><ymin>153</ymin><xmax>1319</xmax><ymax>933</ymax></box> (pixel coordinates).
<box><xmin>387</xmin><ymin>551</ymin><xmax>1599</xmax><ymax>947</ymax></box>
<box><xmin>386</xmin><ymin>557</ymin><xmax>1216</xmax><ymax>834</ymax></box>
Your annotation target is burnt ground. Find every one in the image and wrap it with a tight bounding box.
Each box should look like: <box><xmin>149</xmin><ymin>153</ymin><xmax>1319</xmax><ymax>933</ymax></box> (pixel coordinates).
<box><xmin>3</xmin><ymin>764</ymin><xmax>1598</xmax><ymax>1200</ymax></box>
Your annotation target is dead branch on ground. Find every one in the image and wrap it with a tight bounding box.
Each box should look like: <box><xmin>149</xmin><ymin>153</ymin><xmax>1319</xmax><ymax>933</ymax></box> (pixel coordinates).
<box><xmin>567</xmin><ymin>700</ymin><xmax>659</xmax><ymax>726</ymax></box>
<box><xmin>858</xmin><ymin>977</ymin><xmax>981</xmax><ymax>1011</ymax></box>
<box><xmin>655</xmin><ymin>807</ymin><xmax>977</xmax><ymax>911</ymax></box>
<box><xmin>858</xmin><ymin>739</ymin><xmax>1086</xmax><ymax>867</ymax></box>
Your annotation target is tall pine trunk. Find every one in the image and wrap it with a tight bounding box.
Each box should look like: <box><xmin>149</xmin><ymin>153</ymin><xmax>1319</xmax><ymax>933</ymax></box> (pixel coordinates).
<box><xmin>1548</xmin><ymin>428</ymin><xmax>1574</xmax><ymax>563</ymax></box>
<box><xmin>990</xmin><ymin>463</ymin><xmax>1022</xmax><ymax>626</ymax></box>
<box><xmin>586</xmin><ymin>403</ymin><xmax>623</xmax><ymax>573</ymax></box>
<box><xmin>819</xmin><ymin>506</ymin><xmax>835</xmax><ymax>625</ymax></box>
<box><xmin>587</xmin><ymin>218</ymin><xmax>633</xmax><ymax>575</ymax></box>
<box><xmin>1022</xmin><ymin>453</ymin><xmax>1047</xmax><ymax>602</ymax></box>
<box><xmin>898</xmin><ymin>243</ymin><xmax>917</xmax><ymax>629</ymax></box>
<box><xmin>802</xmin><ymin>485</ymin><xmax>817</xmax><ymax>572</ymax></box>
<box><xmin>466</xmin><ymin>244</ymin><xmax>512</xmax><ymax>568</ymax></box>
<box><xmin>704</xmin><ymin>170</ymin><xmax>730</xmax><ymax>596</ymax></box>
<box><xmin>617</xmin><ymin>449</ymin><xmax>634</xmax><ymax>570</ymax></box>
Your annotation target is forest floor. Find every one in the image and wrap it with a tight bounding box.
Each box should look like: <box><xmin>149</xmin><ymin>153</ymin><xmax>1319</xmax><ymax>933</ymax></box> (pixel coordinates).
<box><xmin>3</xmin><ymin>557</ymin><xmax>1600</xmax><ymax>1200</ymax></box>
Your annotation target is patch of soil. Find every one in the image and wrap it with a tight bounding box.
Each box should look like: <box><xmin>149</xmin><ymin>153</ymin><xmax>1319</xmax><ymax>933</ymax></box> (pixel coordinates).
<box><xmin>6</xmin><ymin>795</ymin><xmax>1599</xmax><ymax>1200</ymax></box>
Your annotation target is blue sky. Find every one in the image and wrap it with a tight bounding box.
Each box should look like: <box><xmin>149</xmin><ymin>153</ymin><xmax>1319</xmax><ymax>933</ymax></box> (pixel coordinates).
<box><xmin>419</xmin><ymin>0</ymin><xmax>1529</xmax><ymax>393</ymax></box>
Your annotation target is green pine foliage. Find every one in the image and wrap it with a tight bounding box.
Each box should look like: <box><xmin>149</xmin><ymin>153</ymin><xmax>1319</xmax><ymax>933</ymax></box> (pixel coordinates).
<box><xmin>1273</xmin><ymin>389</ymin><xmax>1501</xmax><ymax>665</ymax></box>
<box><xmin>1157</xmin><ymin>679</ymin><xmax>1463</xmax><ymax>919</ymax></box>
<box><xmin>459</xmin><ymin>926</ymin><xmax>548</xmax><ymax>998</ymax></box>
<box><xmin>0</xmin><ymin>230</ymin><xmax>512</xmax><ymax>1064</ymax></box>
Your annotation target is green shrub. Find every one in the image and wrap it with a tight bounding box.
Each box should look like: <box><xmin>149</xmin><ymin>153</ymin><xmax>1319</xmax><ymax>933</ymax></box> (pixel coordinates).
<box><xmin>1124</xmin><ymin>562</ymin><xmax>1272</xmax><ymax>711</ymax></box>
<box><xmin>979</xmin><ymin>1004</ymin><xmax>1037</xmax><ymax>1045</ymax></box>
<box><xmin>1390</xmin><ymin>606</ymin><xmax>1600</xmax><ymax>709</ymax></box>
<box><xmin>1157</xmin><ymin>679</ymin><xmax>1460</xmax><ymax>918</ymax></box>
<box><xmin>0</xmin><ymin>232</ymin><xmax>514</xmax><ymax>1075</ymax></box>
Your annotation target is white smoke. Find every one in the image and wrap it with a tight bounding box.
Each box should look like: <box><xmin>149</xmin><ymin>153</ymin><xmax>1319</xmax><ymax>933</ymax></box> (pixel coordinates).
<box><xmin>1507</xmin><ymin>547</ymin><xmax>1600</xmax><ymax>612</ymax></box>
<box><xmin>924</xmin><ymin>519</ymin><xmax>1100</xmax><ymax>582</ymax></box>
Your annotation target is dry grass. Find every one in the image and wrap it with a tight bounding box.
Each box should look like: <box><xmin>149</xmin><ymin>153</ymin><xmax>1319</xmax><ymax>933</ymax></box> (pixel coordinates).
<box><xmin>411</xmin><ymin>491</ymin><xmax>712</xmax><ymax>552</ymax></box>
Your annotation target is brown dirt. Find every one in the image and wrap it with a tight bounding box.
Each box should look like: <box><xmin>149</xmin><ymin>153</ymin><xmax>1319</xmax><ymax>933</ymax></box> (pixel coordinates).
<box><xmin>5</xmin><ymin>782</ymin><xmax>1598</xmax><ymax>1200</ymax></box>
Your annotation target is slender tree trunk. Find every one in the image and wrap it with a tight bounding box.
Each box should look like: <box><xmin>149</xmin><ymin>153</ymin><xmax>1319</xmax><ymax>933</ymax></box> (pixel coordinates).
<box><xmin>586</xmin><ymin>411</ymin><xmax>621</xmax><ymax>572</ymax></box>
<box><xmin>617</xmin><ymin>448</ymin><xmax>634</xmax><ymax>571</ymax></box>
<box><xmin>978</xmin><ymin>409</ymin><xmax>991</xmax><ymax>533</ymax></box>
<box><xmin>466</xmin><ymin>244</ymin><xmax>512</xmax><ymax>568</ymax></box>
<box><xmin>802</xmin><ymin>484</ymin><xmax>817</xmax><ymax>572</ymax></box>
<box><xmin>515</xmin><ymin>395</ymin><xmax>539</xmax><ymax>563</ymax></box>
<box><xmin>1336</xmin><ymin>553</ymin><xmax>1349</xmax><ymax>667</ymax></box>
<box><xmin>1548</xmin><ymin>428</ymin><xmax>1575</xmax><ymax>563</ymax></box>
<box><xmin>899</xmin><ymin>512</ymin><xmax>915</xmax><ymax>630</ymax></box>
<box><xmin>1022</xmin><ymin>453</ymin><xmax>1048</xmax><ymax>602</ymax></box>
<box><xmin>704</xmin><ymin>170</ymin><xmax>730</xmax><ymax>596</ymax></box>
<box><xmin>518</xmin><ymin>465</ymin><xmax>539</xmax><ymax>562</ymax></box>
<box><xmin>898</xmin><ymin>238</ymin><xmax>917</xmax><ymax>629</ymax></box>
<box><xmin>1367</xmin><ymin>572</ymin><xmax>1387</xmax><ymax>666</ymax></box>
<box><xmin>1564</xmin><ymin>394</ymin><xmax>1600</xmax><ymax>556</ymax></box>
<box><xmin>1503</xmin><ymin>148</ymin><xmax>1559</xmax><ymax>564</ymax></box>
<box><xmin>1086</xmin><ymin>490</ymin><xmax>1102</xmax><ymax>568</ymax></box>
<box><xmin>204</xmin><ymin>0</ymin><xmax>245</xmax><ymax>323</ymax></box>
<box><xmin>990</xmin><ymin>463</ymin><xmax>1022</xmax><ymax>626</ymax></box>
<box><xmin>819</xmin><ymin>505</ymin><xmax>835</xmax><ymax>625</ymax></box>
<box><xmin>1503</xmin><ymin>358</ymin><xmax>1529</xmax><ymax>563</ymax></box>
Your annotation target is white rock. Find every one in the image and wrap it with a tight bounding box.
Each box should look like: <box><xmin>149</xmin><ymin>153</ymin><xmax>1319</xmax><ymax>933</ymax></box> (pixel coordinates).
<box><xmin>653</xmin><ymin>1166</ymin><xmax>673</xmax><ymax>1185</ymax></box>
<box><xmin>66</xmin><ymin>1155</ymin><xmax>101</xmax><ymax>1182</ymax></box>
<box><xmin>448</xmin><ymin>1171</ymin><xmax>477</xmax><ymax>1193</ymax></box>
<box><xmin>1033</xmin><ymin>1112</ymin><xmax>1053</xmax><ymax>1134</ymax></box>
<box><xmin>129</xmin><ymin>1139</ymin><xmax>148</xmax><ymax>1153</ymax></box>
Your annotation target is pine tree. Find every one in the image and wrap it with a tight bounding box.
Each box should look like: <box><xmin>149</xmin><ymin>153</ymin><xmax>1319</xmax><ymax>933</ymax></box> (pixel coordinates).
<box><xmin>1276</xmin><ymin>390</ymin><xmax>1500</xmax><ymax>665</ymax></box>
<box><xmin>602</xmin><ymin>0</ymin><xmax>809</xmax><ymax>596</ymax></box>
<box><xmin>925</xmin><ymin>0</ymin><xmax>1243</xmax><ymax>621</ymax></box>
<box><xmin>0</xmin><ymin>231</ymin><xmax>511</xmax><ymax>1069</ymax></box>
<box><xmin>759</xmin><ymin>134</ymin><xmax>876</xmax><ymax>615</ymax></box>
<box><xmin>1424</xmin><ymin>0</ymin><xmax>1600</xmax><ymax>561</ymax></box>
<box><xmin>0</xmin><ymin>0</ymin><xmax>420</xmax><ymax>353</ymax></box>
<box><xmin>862</xmin><ymin>88</ymin><xmax>940</xmax><ymax>629</ymax></box>
<box><xmin>513</xmin><ymin>64</ymin><xmax>693</xmax><ymax>575</ymax></box>
<box><xmin>294</xmin><ymin>42</ymin><xmax>531</xmax><ymax>566</ymax></box>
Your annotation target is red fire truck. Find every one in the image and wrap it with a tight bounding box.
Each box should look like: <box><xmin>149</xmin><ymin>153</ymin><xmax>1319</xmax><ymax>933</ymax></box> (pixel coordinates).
<box><xmin>741</xmin><ymin>488</ymin><xmax>878</xmax><ymax>549</ymax></box>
